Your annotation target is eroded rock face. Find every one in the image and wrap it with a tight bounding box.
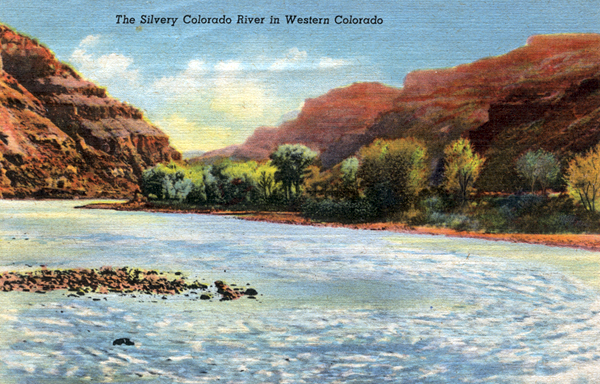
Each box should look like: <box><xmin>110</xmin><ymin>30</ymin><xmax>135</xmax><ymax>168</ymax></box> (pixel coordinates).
<box><xmin>0</xmin><ymin>25</ymin><xmax>180</xmax><ymax>198</ymax></box>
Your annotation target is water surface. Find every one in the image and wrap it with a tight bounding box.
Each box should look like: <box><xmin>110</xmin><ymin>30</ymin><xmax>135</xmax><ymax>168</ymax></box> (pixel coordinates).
<box><xmin>0</xmin><ymin>200</ymin><xmax>599</xmax><ymax>383</ymax></box>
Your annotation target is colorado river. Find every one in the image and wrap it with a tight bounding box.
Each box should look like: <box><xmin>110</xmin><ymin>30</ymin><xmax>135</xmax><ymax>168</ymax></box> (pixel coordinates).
<box><xmin>0</xmin><ymin>200</ymin><xmax>599</xmax><ymax>383</ymax></box>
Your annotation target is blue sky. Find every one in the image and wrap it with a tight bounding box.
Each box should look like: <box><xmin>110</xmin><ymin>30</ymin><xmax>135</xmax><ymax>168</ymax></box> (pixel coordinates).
<box><xmin>1</xmin><ymin>1</ymin><xmax>598</xmax><ymax>153</ymax></box>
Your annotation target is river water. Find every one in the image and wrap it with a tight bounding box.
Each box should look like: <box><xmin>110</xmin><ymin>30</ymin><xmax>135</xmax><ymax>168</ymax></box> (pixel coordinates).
<box><xmin>0</xmin><ymin>200</ymin><xmax>599</xmax><ymax>383</ymax></box>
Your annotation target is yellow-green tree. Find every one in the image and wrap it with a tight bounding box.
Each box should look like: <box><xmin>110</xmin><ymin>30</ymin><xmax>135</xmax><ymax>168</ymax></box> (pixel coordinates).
<box><xmin>443</xmin><ymin>138</ymin><xmax>485</xmax><ymax>204</ymax></box>
<box><xmin>358</xmin><ymin>138</ymin><xmax>428</xmax><ymax>213</ymax></box>
<box><xmin>566</xmin><ymin>145</ymin><xmax>600</xmax><ymax>211</ymax></box>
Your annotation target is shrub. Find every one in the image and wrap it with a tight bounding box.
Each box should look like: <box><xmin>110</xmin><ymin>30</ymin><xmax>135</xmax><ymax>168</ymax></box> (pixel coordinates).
<box><xmin>301</xmin><ymin>198</ymin><xmax>378</xmax><ymax>223</ymax></box>
<box><xmin>426</xmin><ymin>212</ymin><xmax>480</xmax><ymax>232</ymax></box>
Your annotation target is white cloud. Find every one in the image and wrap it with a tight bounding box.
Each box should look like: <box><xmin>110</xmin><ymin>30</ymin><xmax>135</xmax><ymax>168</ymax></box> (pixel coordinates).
<box><xmin>69</xmin><ymin>36</ymin><xmax>139</xmax><ymax>87</ymax></box>
<box><xmin>269</xmin><ymin>47</ymin><xmax>308</xmax><ymax>71</ymax></box>
<box><xmin>153</xmin><ymin>59</ymin><xmax>206</xmax><ymax>95</ymax></box>
<box><xmin>318</xmin><ymin>57</ymin><xmax>351</xmax><ymax>69</ymax></box>
<box><xmin>80</xmin><ymin>34</ymin><xmax>100</xmax><ymax>47</ymax></box>
<box><xmin>210</xmin><ymin>78</ymin><xmax>270</xmax><ymax>120</ymax></box>
<box><xmin>214</xmin><ymin>60</ymin><xmax>242</xmax><ymax>72</ymax></box>
<box><xmin>186</xmin><ymin>59</ymin><xmax>205</xmax><ymax>73</ymax></box>
<box><xmin>267</xmin><ymin>48</ymin><xmax>351</xmax><ymax>71</ymax></box>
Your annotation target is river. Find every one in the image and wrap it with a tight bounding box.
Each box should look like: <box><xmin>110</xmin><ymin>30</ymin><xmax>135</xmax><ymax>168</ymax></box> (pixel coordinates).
<box><xmin>0</xmin><ymin>200</ymin><xmax>599</xmax><ymax>383</ymax></box>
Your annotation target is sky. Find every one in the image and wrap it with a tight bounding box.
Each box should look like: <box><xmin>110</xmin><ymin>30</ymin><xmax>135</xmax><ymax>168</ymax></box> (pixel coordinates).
<box><xmin>0</xmin><ymin>0</ymin><xmax>599</xmax><ymax>154</ymax></box>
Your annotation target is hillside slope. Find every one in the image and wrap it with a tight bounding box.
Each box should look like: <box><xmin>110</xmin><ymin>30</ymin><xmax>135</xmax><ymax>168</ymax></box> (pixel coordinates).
<box><xmin>0</xmin><ymin>25</ymin><xmax>180</xmax><ymax>198</ymax></box>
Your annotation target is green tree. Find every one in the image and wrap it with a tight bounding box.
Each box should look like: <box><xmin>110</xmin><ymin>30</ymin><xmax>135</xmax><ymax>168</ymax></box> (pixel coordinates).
<box><xmin>141</xmin><ymin>162</ymin><xmax>188</xmax><ymax>200</ymax></box>
<box><xmin>516</xmin><ymin>149</ymin><xmax>560</xmax><ymax>193</ymax></box>
<box><xmin>443</xmin><ymin>138</ymin><xmax>485</xmax><ymax>205</ymax></box>
<box><xmin>270</xmin><ymin>144</ymin><xmax>318</xmax><ymax>200</ymax></box>
<box><xmin>566</xmin><ymin>145</ymin><xmax>600</xmax><ymax>211</ymax></box>
<box><xmin>358</xmin><ymin>138</ymin><xmax>428</xmax><ymax>214</ymax></box>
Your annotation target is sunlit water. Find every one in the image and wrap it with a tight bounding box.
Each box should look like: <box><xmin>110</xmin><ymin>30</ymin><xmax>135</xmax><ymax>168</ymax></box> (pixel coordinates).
<box><xmin>1</xmin><ymin>200</ymin><xmax>600</xmax><ymax>383</ymax></box>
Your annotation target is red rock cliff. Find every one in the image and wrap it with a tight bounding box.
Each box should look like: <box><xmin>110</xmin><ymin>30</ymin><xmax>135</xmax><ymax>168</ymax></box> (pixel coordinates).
<box><xmin>0</xmin><ymin>25</ymin><xmax>180</xmax><ymax>198</ymax></box>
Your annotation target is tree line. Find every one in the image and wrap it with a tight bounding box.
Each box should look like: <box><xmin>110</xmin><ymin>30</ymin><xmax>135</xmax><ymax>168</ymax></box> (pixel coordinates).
<box><xmin>140</xmin><ymin>138</ymin><xmax>600</xmax><ymax>232</ymax></box>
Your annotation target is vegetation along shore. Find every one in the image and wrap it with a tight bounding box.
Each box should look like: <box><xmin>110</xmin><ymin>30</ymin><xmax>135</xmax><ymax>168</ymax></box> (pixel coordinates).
<box><xmin>82</xmin><ymin>199</ymin><xmax>600</xmax><ymax>253</ymax></box>
<box><xmin>77</xmin><ymin>135</ymin><xmax>597</xmax><ymax>251</ymax></box>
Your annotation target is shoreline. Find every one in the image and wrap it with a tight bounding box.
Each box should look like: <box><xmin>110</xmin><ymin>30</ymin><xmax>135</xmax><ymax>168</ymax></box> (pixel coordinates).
<box><xmin>80</xmin><ymin>202</ymin><xmax>600</xmax><ymax>253</ymax></box>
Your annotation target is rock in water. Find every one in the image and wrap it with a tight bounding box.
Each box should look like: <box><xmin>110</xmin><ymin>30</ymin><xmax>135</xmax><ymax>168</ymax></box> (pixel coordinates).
<box><xmin>214</xmin><ymin>280</ymin><xmax>243</xmax><ymax>301</ymax></box>
<box><xmin>113</xmin><ymin>338</ymin><xmax>135</xmax><ymax>346</ymax></box>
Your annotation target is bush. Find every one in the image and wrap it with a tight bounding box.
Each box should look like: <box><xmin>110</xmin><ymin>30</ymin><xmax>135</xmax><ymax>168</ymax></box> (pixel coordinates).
<box><xmin>301</xmin><ymin>198</ymin><xmax>379</xmax><ymax>223</ymax></box>
<box><xmin>421</xmin><ymin>195</ymin><xmax>445</xmax><ymax>214</ymax></box>
<box><xmin>426</xmin><ymin>212</ymin><xmax>480</xmax><ymax>232</ymax></box>
<box><xmin>473</xmin><ymin>194</ymin><xmax>599</xmax><ymax>234</ymax></box>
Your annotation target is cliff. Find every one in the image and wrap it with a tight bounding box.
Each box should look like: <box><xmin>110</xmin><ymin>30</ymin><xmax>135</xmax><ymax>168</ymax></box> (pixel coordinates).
<box><xmin>0</xmin><ymin>25</ymin><xmax>180</xmax><ymax>198</ymax></box>
<box><xmin>200</xmin><ymin>34</ymin><xmax>600</xmax><ymax>191</ymax></box>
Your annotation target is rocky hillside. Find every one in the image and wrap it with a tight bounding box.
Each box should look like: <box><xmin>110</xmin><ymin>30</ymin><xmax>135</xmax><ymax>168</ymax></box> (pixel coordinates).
<box><xmin>0</xmin><ymin>25</ymin><xmax>180</xmax><ymax>198</ymax></box>
<box><xmin>201</xmin><ymin>34</ymin><xmax>600</xmax><ymax>191</ymax></box>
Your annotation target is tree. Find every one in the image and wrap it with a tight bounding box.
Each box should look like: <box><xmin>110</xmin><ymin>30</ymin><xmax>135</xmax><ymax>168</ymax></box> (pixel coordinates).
<box><xmin>443</xmin><ymin>138</ymin><xmax>485</xmax><ymax>205</ymax></box>
<box><xmin>270</xmin><ymin>144</ymin><xmax>318</xmax><ymax>200</ymax></box>
<box><xmin>516</xmin><ymin>149</ymin><xmax>560</xmax><ymax>193</ymax></box>
<box><xmin>141</xmin><ymin>162</ymin><xmax>187</xmax><ymax>200</ymax></box>
<box><xmin>339</xmin><ymin>157</ymin><xmax>360</xmax><ymax>199</ymax></box>
<box><xmin>566</xmin><ymin>145</ymin><xmax>600</xmax><ymax>212</ymax></box>
<box><xmin>358</xmin><ymin>138</ymin><xmax>428</xmax><ymax>213</ymax></box>
<box><xmin>255</xmin><ymin>162</ymin><xmax>278</xmax><ymax>200</ymax></box>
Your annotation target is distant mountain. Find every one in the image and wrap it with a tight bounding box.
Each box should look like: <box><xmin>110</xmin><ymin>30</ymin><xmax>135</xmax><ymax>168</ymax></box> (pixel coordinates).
<box><xmin>182</xmin><ymin>150</ymin><xmax>206</xmax><ymax>160</ymax></box>
<box><xmin>199</xmin><ymin>82</ymin><xmax>403</xmax><ymax>167</ymax></box>
<box><xmin>0</xmin><ymin>25</ymin><xmax>180</xmax><ymax>198</ymax></box>
<box><xmin>197</xmin><ymin>33</ymin><xmax>600</xmax><ymax>191</ymax></box>
<box><xmin>276</xmin><ymin>109</ymin><xmax>300</xmax><ymax>125</ymax></box>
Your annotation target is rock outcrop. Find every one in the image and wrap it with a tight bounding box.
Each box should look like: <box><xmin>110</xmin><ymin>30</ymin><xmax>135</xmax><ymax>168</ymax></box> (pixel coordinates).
<box><xmin>0</xmin><ymin>25</ymin><xmax>180</xmax><ymax>198</ymax></box>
